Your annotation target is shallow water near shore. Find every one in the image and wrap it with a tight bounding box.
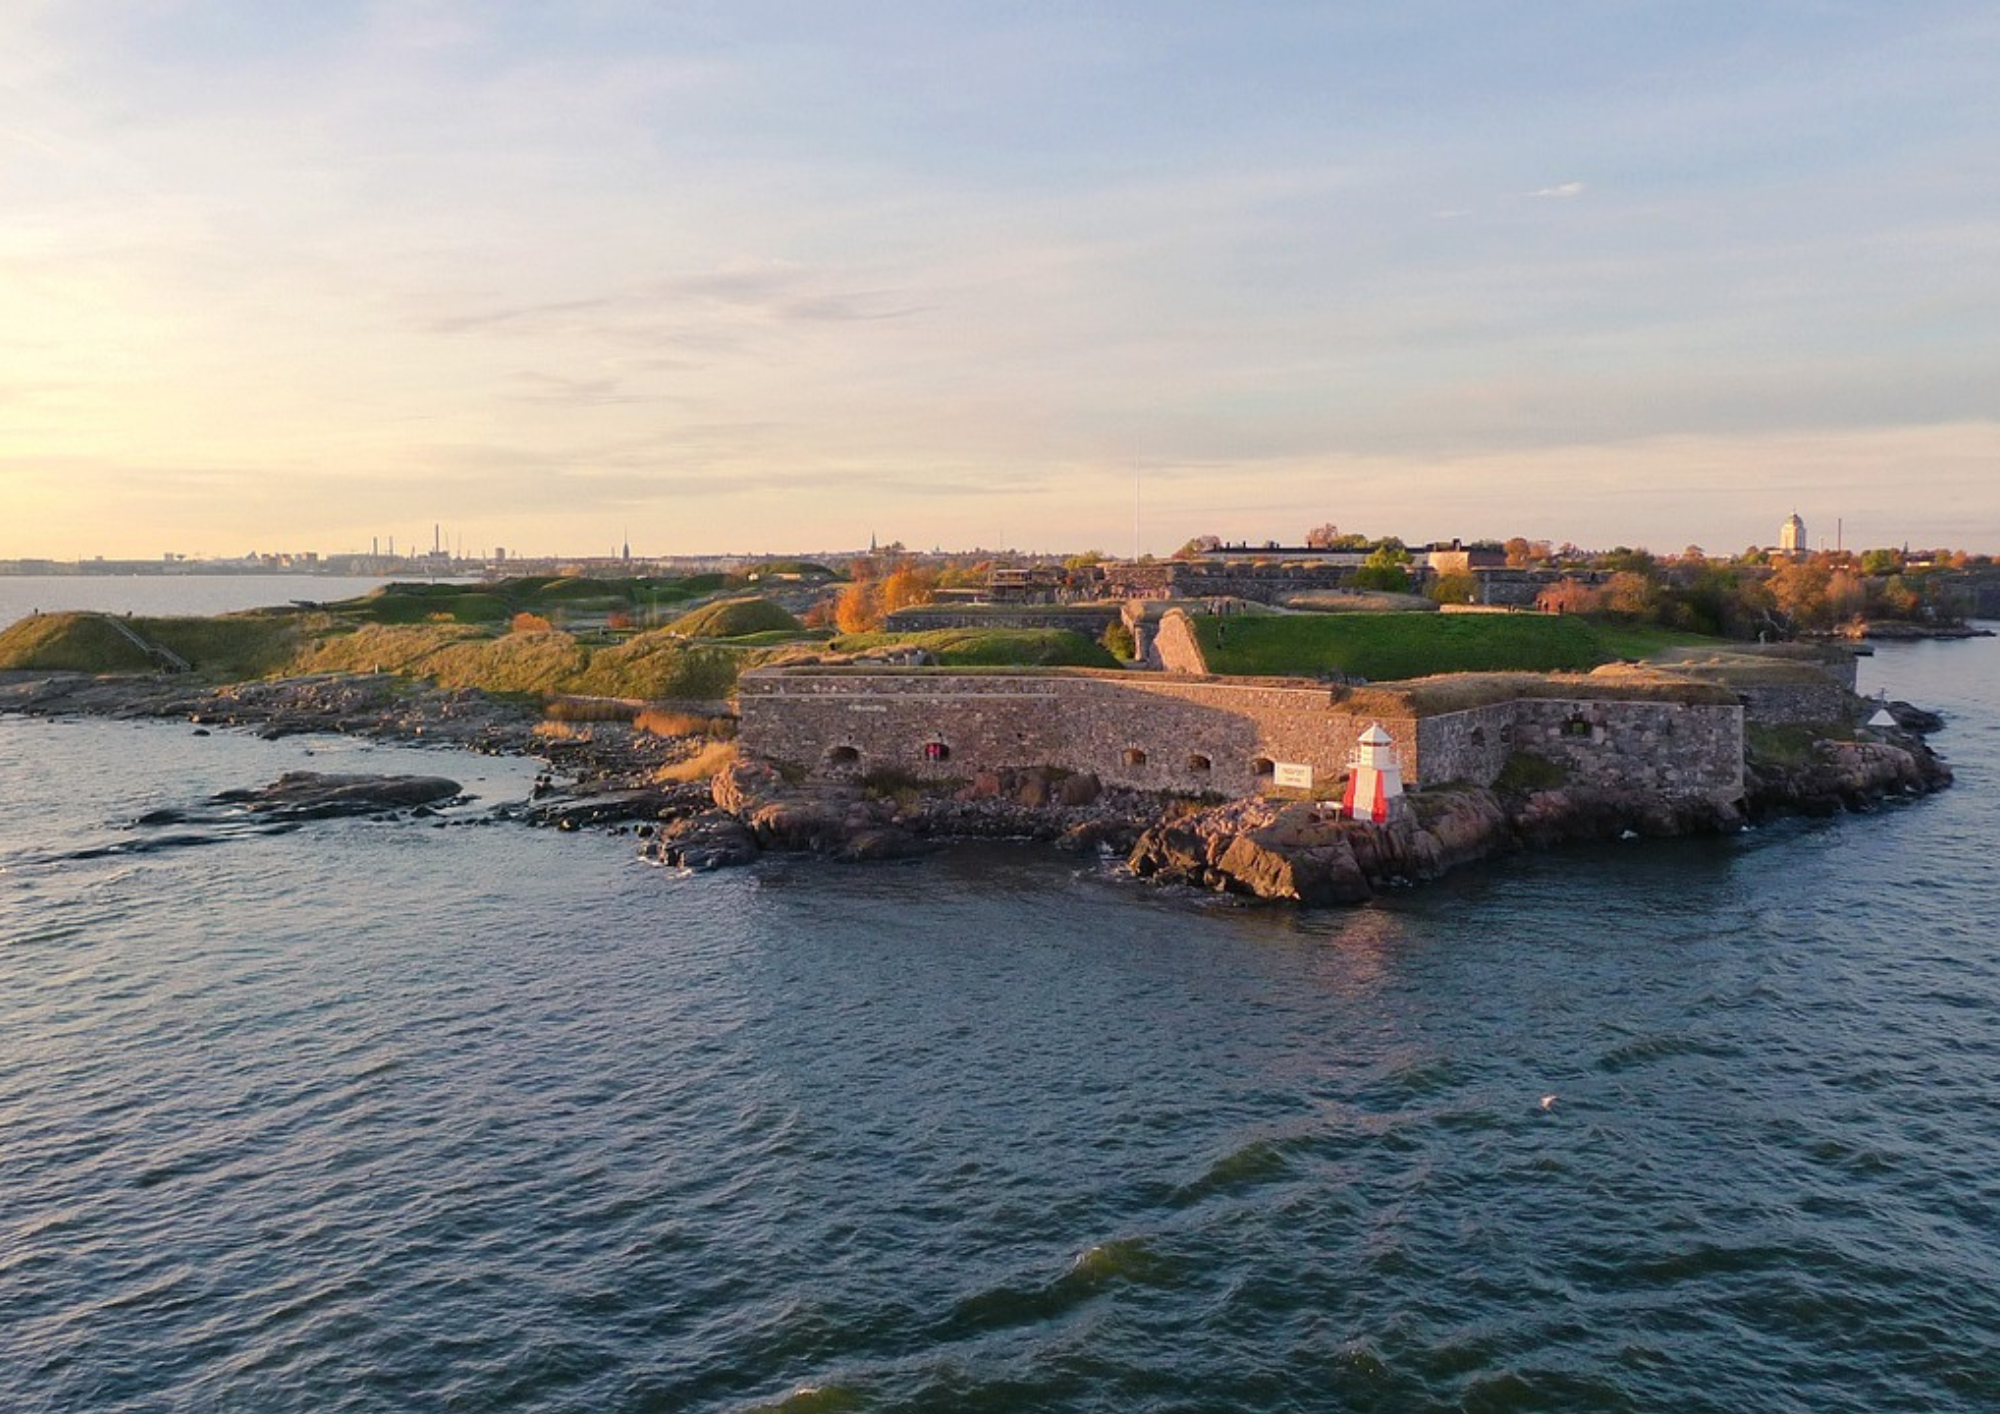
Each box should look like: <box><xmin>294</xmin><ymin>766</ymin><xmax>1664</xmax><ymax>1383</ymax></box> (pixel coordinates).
<box><xmin>3</xmin><ymin>627</ymin><xmax>1997</xmax><ymax>1412</ymax></box>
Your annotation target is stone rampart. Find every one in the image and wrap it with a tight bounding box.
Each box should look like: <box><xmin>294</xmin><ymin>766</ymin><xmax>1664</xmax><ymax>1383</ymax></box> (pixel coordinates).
<box><xmin>1416</xmin><ymin>699</ymin><xmax>1743</xmax><ymax>798</ymax></box>
<box><xmin>884</xmin><ymin>606</ymin><xmax>1123</xmax><ymax>636</ymax></box>
<box><xmin>739</xmin><ymin>670</ymin><xmax>1745</xmax><ymax>804</ymax></box>
<box><xmin>739</xmin><ymin>669</ymin><xmax>1380</xmax><ymax>797</ymax></box>
<box><xmin>1098</xmin><ymin>560</ymin><xmax>1374</xmax><ymax>603</ymax></box>
<box><xmin>1731</xmin><ymin>679</ymin><xmax>1854</xmax><ymax>726</ymax></box>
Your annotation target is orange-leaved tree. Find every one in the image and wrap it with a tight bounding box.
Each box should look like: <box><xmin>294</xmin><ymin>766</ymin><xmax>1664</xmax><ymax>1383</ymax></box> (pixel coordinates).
<box><xmin>834</xmin><ymin>581</ymin><xmax>880</xmax><ymax>633</ymax></box>
<box><xmin>878</xmin><ymin>563</ymin><xmax>938</xmax><ymax>615</ymax></box>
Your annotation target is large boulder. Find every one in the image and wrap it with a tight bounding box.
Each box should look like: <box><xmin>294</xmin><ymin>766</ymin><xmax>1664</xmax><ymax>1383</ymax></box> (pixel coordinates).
<box><xmin>647</xmin><ymin>811</ymin><xmax>758</xmax><ymax>870</ymax></box>
<box><xmin>1126</xmin><ymin>823</ymin><xmax>1211</xmax><ymax>885</ymax></box>
<box><xmin>1212</xmin><ymin>831</ymin><xmax>1371</xmax><ymax>904</ymax></box>
<box><xmin>211</xmin><ymin>771</ymin><xmax>461</xmax><ymax>820</ymax></box>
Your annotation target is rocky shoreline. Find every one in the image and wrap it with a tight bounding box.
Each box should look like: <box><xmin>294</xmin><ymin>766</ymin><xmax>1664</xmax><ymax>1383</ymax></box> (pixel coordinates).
<box><xmin>1845</xmin><ymin>621</ymin><xmax>1995</xmax><ymax>641</ymax></box>
<box><xmin>1</xmin><ymin>669</ymin><xmax>1956</xmax><ymax>907</ymax></box>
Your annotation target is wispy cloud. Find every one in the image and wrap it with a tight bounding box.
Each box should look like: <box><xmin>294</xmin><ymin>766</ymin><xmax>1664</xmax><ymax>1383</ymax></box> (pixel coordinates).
<box><xmin>3</xmin><ymin>5</ymin><xmax>1998</xmax><ymax>558</ymax></box>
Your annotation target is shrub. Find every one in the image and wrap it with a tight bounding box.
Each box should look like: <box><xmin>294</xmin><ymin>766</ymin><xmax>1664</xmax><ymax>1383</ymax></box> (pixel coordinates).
<box><xmin>1427</xmin><ymin>572</ymin><xmax>1478</xmax><ymax>605</ymax></box>
<box><xmin>511</xmin><ymin>611</ymin><xmax>555</xmax><ymax>634</ymax></box>
<box><xmin>1493</xmin><ymin>752</ymin><xmax>1569</xmax><ymax>794</ymax></box>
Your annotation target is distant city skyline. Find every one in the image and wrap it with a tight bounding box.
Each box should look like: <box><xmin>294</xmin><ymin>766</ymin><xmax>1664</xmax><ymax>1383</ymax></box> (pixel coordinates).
<box><xmin>4</xmin><ymin>3</ymin><xmax>1996</xmax><ymax>559</ymax></box>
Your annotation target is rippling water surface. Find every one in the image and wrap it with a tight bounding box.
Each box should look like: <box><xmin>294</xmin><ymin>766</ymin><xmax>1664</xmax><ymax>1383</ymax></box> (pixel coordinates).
<box><xmin>0</xmin><ymin>575</ymin><xmax>417</xmax><ymax>622</ymax></box>
<box><xmin>3</xmin><ymin>633</ymin><xmax>1996</xmax><ymax>1412</ymax></box>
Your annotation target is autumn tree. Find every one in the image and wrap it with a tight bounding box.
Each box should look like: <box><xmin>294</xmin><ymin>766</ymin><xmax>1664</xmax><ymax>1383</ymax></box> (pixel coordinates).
<box><xmin>1767</xmin><ymin>559</ymin><xmax>1833</xmax><ymax>630</ymax></box>
<box><xmin>834</xmin><ymin>580</ymin><xmax>880</xmax><ymax>633</ymax></box>
<box><xmin>1601</xmin><ymin>571</ymin><xmax>1662</xmax><ymax>618</ymax></box>
<box><xmin>878</xmin><ymin>563</ymin><xmax>939</xmax><ymax>615</ymax></box>
<box><xmin>935</xmin><ymin>559</ymin><xmax>989</xmax><ymax>589</ymax></box>
<box><xmin>1827</xmin><ymin>569</ymin><xmax>1867</xmax><ymax>624</ymax></box>
<box><xmin>1537</xmin><ymin>580</ymin><xmax>1602</xmax><ymax>615</ymax></box>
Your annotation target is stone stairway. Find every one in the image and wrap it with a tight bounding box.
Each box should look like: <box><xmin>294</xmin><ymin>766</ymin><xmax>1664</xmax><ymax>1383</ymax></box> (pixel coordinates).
<box><xmin>98</xmin><ymin>615</ymin><xmax>191</xmax><ymax>673</ymax></box>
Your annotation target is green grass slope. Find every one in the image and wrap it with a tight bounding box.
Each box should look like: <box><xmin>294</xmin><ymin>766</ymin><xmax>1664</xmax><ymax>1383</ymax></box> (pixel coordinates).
<box><xmin>1194</xmin><ymin>611</ymin><xmax>1610</xmax><ymax>680</ymax></box>
<box><xmin>666</xmin><ymin>597</ymin><xmax>804</xmax><ymax>639</ymax></box>
<box><xmin>0</xmin><ymin>611</ymin><xmax>302</xmax><ymax>677</ymax></box>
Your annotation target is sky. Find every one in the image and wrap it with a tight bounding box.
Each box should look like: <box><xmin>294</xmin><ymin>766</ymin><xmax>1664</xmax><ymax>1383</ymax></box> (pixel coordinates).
<box><xmin>2</xmin><ymin>1</ymin><xmax>1996</xmax><ymax>561</ymax></box>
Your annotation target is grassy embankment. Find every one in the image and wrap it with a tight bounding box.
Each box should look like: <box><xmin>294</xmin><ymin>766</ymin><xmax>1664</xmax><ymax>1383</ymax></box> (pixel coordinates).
<box><xmin>1191</xmin><ymin>611</ymin><xmax>1717</xmax><ymax>681</ymax></box>
<box><xmin>0</xmin><ymin>577</ymin><xmax>1117</xmax><ymax>700</ymax></box>
<box><xmin>0</xmin><ymin>610</ymin><xmax>303</xmax><ymax>678</ymax></box>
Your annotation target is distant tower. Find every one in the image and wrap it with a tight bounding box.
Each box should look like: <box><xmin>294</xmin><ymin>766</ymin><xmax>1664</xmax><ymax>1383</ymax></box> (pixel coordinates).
<box><xmin>1780</xmin><ymin>511</ymin><xmax>1807</xmax><ymax>556</ymax></box>
<box><xmin>1342</xmin><ymin>723</ymin><xmax>1407</xmax><ymax>824</ymax></box>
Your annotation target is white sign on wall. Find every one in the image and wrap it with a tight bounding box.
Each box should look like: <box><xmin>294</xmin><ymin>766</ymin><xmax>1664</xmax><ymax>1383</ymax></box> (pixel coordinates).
<box><xmin>1272</xmin><ymin>762</ymin><xmax>1314</xmax><ymax>789</ymax></box>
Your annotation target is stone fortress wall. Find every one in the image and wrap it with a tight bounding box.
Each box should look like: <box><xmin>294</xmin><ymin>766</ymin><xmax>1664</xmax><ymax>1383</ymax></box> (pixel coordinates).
<box><xmin>738</xmin><ymin>669</ymin><xmax>1746</xmax><ymax>803</ymax></box>
<box><xmin>883</xmin><ymin>605</ymin><xmax>1125</xmax><ymax>636</ymax></box>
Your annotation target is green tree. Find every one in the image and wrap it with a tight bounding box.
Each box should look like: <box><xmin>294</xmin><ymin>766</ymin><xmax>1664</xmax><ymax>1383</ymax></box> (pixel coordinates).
<box><xmin>1351</xmin><ymin>543</ymin><xmax>1412</xmax><ymax>593</ymax></box>
<box><xmin>1427</xmin><ymin>572</ymin><xmax>1478</xmax><ymax>605</ymax></box>
<box><xmin>1599</xmin><ymin>546</ymin><xmax>1658</xmax><ymax>576</ymax></box>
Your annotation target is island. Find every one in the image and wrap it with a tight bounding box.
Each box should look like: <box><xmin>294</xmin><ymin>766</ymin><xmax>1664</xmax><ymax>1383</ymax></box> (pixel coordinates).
<box><xmin>0</xmin><ymin>568</ymin><xmax>1957</xmax><ymax>906</ymax></box>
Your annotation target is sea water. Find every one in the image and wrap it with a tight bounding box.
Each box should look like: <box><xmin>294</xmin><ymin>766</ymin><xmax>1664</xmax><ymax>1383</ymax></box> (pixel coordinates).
<box><xmin>2</xmin><ymin>595</ymin><xmax>1996</xmax><ymax>1412</ymax></box>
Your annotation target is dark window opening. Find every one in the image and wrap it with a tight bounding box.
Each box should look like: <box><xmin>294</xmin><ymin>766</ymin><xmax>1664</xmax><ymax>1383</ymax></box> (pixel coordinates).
<box><xmin>827</xmin><ymin>745</ymin><xmax>861</xmax><ymax>766</ymax></box>
<box><xmin>1187</xmin><ymin>753</ymin><xmax>1212</xmax><ymax>772</ymax></box>
<box><xmin>1252</xmin><ymin>756</ymin><xmax>1275</xmax><ymax>778</ymax></box>
<box><xmin>1123</xmin><ymin>748</ymin><xmax>1147</xmax><ymax>768</ymax></box>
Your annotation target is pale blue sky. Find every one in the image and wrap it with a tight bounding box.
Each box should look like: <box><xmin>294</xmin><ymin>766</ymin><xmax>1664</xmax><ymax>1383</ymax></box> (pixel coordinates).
<box><xmin>2</xmin><ymin>1</ymin><xmax>1995</xmax><ymax>558</ymax></box>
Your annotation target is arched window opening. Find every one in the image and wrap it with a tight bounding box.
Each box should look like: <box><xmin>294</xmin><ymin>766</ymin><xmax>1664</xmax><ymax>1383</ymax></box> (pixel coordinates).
<box><xmin>923</xmin><ymin>740</ymin><xmax>952</xmax><ymax>762</ymax></box>
<box><xmin>1123</xmin><ymin>747</ymin><xmax>1148</xmax><ymax>768</ymax></box>
<box><xmin>1187</xmin><ymin>753</ymin><xmax>1212</xmax><ymax>773</ymax></box>
<box><xmin>827</xmin><ymin>745</ymin><xmax>861</xmax><ymax>766</ymax></box>
<box><xmin>1251</xmin><ymin>756</ymin><xmax>1275</xmax><ymax>778</ymax></box>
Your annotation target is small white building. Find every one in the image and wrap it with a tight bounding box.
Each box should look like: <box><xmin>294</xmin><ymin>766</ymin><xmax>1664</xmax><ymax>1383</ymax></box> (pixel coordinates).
<box><xmin>1779</xmin><ymin>511</ymin><xmax>1807</xmax><ymax>556</ymax></box>
<box><xmin>1342</xmin><ymin>723</ymin><xmax>1407</xmax><ymax>823</ymax></box>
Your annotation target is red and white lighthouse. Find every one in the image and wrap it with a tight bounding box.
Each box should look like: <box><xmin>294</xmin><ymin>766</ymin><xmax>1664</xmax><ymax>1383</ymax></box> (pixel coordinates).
<box><xmin>1341</xmin><ymin>722</ymin><xmax>1406</xmax><ymax>823</ymax></box>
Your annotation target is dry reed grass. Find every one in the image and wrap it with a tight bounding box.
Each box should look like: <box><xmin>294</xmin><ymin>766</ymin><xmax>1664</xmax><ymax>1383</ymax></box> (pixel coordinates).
<box><xmin>654</xmin><ymin>740</ymin><xmax>737</xmax><ymax>783</ymax></box>
<box><xmin>633</xmin><ymin>707</ymin><xmax>736</xmax><ymax>739</ymax></box>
